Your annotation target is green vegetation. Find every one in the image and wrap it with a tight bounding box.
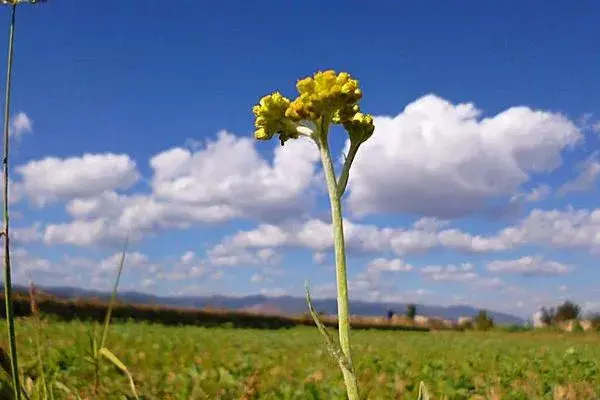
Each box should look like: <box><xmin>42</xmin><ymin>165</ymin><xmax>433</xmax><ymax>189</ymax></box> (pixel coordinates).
<box><xmin>406</xmin><ymin>304</ymin><xmax>417</xmax><ymax>320</ymax></box>
<box><xmin>1</xmin><ymin>319</ymin><xmax>599</xmax><ymax>399</ymax></box>
<box><xmin>473</xmin><ymin>311</ymin><xmax>494</xmax><ymax>331</ymax></box>
<box><xmin>540</xmin><ymin>300</ymin><xmax>584</xmax><ymax>328</ymax></box>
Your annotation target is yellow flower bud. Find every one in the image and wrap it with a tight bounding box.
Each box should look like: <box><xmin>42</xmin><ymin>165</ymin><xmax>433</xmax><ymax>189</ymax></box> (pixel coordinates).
<box><xmin>296</xmin><ymin>77</ymin><xmax>315</xmax><ymax>94</ymax></box>
<box><xmin>344</xmin><ymin>112</ymin><xmax>375</xmax><ymax>144</ymax></box>
<box><xmin>252</xmin><ymin>91</ymin><xmax>295</xmax><ymax>142</ymax></box>
<box><xmin>254</xmin><ymin>127</ymin><xmax>269</xmax><ymax>140</ymax></box>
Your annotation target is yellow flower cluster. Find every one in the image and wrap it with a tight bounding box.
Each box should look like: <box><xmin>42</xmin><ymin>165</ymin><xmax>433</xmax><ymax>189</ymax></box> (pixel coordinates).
<box><xmin>286</xmin><ymin>70</ymin><xmax>362</xmax><ymax>122</ymax></box>
<box><xmin>252</xmin><ymin>70</ymin><xmax>374</xmax><ymax>145</ymax></box>
<box><xmin>252</xmin><ymin>92</ymin><xmax>297</xmax><ymax>142</ymax></box>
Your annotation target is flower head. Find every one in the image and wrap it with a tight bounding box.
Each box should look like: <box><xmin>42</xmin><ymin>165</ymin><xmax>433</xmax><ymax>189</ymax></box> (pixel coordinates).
<box><xmin>252</xmin><ymin>70</ymin><xmax>373</xmax><ymax>145</ymax></box>
<box><xmin>252</xmin><ymin>92</ymin><xmax>302</xmax><ymax>144</ymax></box>
<box><xmin>286</xmin><ymin>70</ymin><xmax>363</xmax><ymax>124</ymax></box>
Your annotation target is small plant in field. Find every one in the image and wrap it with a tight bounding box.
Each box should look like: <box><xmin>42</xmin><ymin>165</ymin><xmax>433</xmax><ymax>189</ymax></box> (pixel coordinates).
<box><xmin>84</xmin><ymin>240</ymin><xmax>140</xmax><ymax>400</ymax></box>
<box><xmin>252</xmin><ymin>70</ymin><xmax>374</xmax><ymax>399</ymax></box>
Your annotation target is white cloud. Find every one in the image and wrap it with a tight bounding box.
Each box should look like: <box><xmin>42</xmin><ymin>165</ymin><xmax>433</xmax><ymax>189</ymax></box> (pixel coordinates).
<box><xmin>367</xmin><ymin>257</ymin><xmax>413</xmax><ymax>273</ymax></box>
<box><xmin>259</xmin><ymin>287</ymin><xmax>286</xmax><ymax>297</ymax></box>
<box><xmin>206</xmin><ymin>243</ymin><xmax>280</xmax><ymax>267</ymax></box>
<box><xmin>99</xmin><ymin>251</ymin><xmax>153</xmax><ymax>271</ymax></box>
<box><xmin>180</xmin><ymin>251</ymin><xmax>196</xmax><ymax>264</ymax></box>
<box><xmin>39</xmin><ymin>131</ymin><xmax>321</xmax><ymax>247</ymax></box>
<box><xmin>558</xmin><ymin>285</ymin><xmax>568</xmax><ymax>293</ymax></box>
<box><xmin>228</xmin><ymin>224</ymin><xmax>289</xmax><ymax>248</ymax></box>
<box><xmin>344</xmin><ymin>94</ymin><xmax>581</xmax><ymax>218</ymax></box>
<box><xmin>510</xmin><ymin>185</ymin><xmax>551</xmax><ymax>203</ymax></box>
<box><xmin>486</xmin><ymin>255</ymin><xmax>573</xmax><ymax>276</ymax></box>
<box><xmin>44</xmin><ymin>218</ymin><xmax>130</xmax><ymax>247</ymax></box>
<box><xmin>50</xmin><ymin>192</ymin><xmax>240</xmax><ymax>247</ymax></box>
<box><xmin>421</xmin><ymin>263</ymin><xmax>478</xmax><ymax>282</ymax></box>
<box><xmin>436</xmin><ymin>229</ymin><xmax>510</xmax><ymax>252</ymax></box>
<box><xmin>153</xmin><ymin>250</ymin><xmax>207</xmax><ymax>282</ymax></box>
<box><xmin>495</xmin><ymin>207</ymin><xmax>600</xmax><ymax>254</ymax></box>
<box><xmin>256</xmin><ymin>248</ymin><xmax>280</xmax><ymax>264</ymax></box>
<box><xmin>150</xmin><ymin>131</ymin><xmax>319</xmax><ymax>221</ymax></box>
<box><xmin>312</xmin><ymin>251</ymin><xmax>327</xmax><ymax>264</ymax></box>
<box><xmin>472</xmin><ymin>277</ymin><xmax>504</xmax><ymax>289</ymax></box>
<box><xmin>214</xmin><ymin>216</ymin><xmax>518</xmax><ymax>259</ymax></box>
<box><xmin>12</xmin><ymin>223</ymin><xmax>42</xmax><ymax>243</ymax></box>
<box><xmin>10</xmin><ymin>112</ymin><xmax>32</xmax><ymax>138</ymax></box>
<box><xmin>558</xmin><ymin>153</ymin><xmax>600</xmax><ymax>194</ymax></box>
<box><xmin>16</xmin><ymin>153</ymin><xmax>140</xmax><ymax>205</ymax></box>
<box><xmin>216</xmin><ymin>218</ymin><xmax>430</xmax><ymax>255</ymax></box>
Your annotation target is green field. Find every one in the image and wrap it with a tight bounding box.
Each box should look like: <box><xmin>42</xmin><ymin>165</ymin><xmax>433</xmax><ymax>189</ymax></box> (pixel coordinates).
<box><xmin>3</xmin><ymin>319</ymin><xmax>600</xmax><ymax>399</ymax></box>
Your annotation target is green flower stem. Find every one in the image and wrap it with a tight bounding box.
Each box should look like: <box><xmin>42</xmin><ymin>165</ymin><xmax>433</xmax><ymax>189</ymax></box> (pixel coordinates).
<box><xmin>316</xmin><ymin>128</ymin><xmax>360</xmax><ymax>400</ymax></box>
<box><xmin>2</xmin><ymin>4</ymin><xmax>21</xmax><ymax>400</ymax></box>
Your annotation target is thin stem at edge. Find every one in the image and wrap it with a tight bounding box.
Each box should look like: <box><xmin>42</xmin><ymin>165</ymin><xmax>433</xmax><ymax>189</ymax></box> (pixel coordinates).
<box><xmin>2</xmin><ymin>4</ymin><xmax>21</xmax><ymax>400</ymax></box>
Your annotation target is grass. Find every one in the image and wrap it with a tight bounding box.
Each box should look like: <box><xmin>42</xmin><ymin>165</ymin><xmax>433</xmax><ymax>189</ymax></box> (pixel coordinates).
<box><xmin>2</xmin><ymin>318</ymin><xmax>599</xmax><ymax>399</ymax></box>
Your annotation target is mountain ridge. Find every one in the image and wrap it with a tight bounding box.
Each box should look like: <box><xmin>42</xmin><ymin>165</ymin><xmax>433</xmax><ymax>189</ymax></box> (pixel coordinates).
<box><xmin>17</xmin><ymin>284</ymin><xmax>525</xmax><ymax>325</ymax></box>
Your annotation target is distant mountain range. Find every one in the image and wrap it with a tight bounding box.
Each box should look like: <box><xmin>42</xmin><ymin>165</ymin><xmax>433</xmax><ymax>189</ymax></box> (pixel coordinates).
<box><xmin>17</xmin><ymin>284</ymin><xmax>526</xmax><ymax>325</ymax></box>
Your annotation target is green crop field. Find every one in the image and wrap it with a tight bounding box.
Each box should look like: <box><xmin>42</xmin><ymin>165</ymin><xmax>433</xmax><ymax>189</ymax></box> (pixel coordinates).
<box><xmin>2</xmin><ymin>319</ymin><xmax>600</xmax><ymax>399</ymax></box>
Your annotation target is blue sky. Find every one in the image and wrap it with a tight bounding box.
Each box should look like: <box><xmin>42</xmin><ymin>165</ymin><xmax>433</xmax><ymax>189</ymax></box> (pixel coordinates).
<box><xmin>2</xmin><ymin>1</ymin><xmax>600</xmax><ymax>317</ymax></box>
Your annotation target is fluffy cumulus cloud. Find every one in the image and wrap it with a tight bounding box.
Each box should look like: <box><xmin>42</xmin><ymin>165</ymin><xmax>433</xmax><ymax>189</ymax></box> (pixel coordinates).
<box><xmin>344</xmin><ymin>94</ymin><xmax>581</xmax><ymax>218</ymax></box>
<box><xmin>47</xmin><ymin>192</ymin><xmax>240</xmax><ymax>247</ymax></box>
<box><xmin>212</xmin><ymin>216</ymin><xmax>517</xmax><ymax>257</ymax></box>
<box><xmin>495</xmin><ymin>207</ymin><xmax>600</xmax><ymax>254</ymax></box>
<box><xmin>39</xmin><ymin>132</ymin><xmax>322</xmax><ymax>247</ymax></box>
<box><xmin>486</xmin><ymin>256</ymin><xmax>573</xmax><ymax>276</ymax></box>
<box><xmin>16</xmin><ymin>153</ymin><xmax>140</xmax><ymax>206</ymax></box>
<box><xmin>150</xmin><ymin>131</ymin><xmax>319</xmax><ymax>221</ymax></box>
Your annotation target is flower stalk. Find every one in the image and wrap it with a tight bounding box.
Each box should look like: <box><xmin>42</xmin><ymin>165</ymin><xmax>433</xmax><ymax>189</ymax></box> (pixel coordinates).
<box><xmin>2</xmin><ymin>5</ymin><xmax>20</xmax><ymax>398</ymax></box>
<box><xmin>252</xmin><ymin>70</ymin><xmax>374</xmax><ymax>400</ymax></box>
<box><xmin>316</xmin><ymin>132</ymin><xmax>359</xmax><ymax>398</ymax></box>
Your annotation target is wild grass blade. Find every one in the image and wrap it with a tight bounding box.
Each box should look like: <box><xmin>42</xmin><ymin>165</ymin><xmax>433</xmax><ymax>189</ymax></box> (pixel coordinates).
<box><xmin>99</xmin><ymin>347</ymin><xmax>139</xmax><ymax>400</ymax></box>
<box><xmin>100</xmin><ymin>237</ymin><xmax>129</xmax><ymax>349</ymax></box>
<box><xmin>53</xmin><ymin>381</ymin><xmax>82</xmax><ymax>400</ymax></box>
<box><xmin>29</xmin><ymin>282</ymin><xmax>48</xmax><ymax>400</ymax></box>
<box><xmin>417</xmin><ymin>381</ymin><xmax>430</xmax><ymax>400</ymax></box>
